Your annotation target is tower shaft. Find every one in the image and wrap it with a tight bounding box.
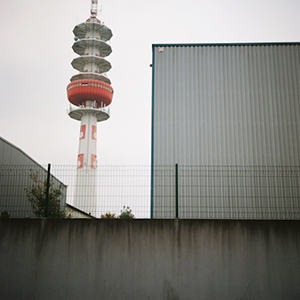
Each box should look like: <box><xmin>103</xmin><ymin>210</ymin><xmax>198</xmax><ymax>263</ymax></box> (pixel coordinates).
<box><xmin>77</xmin><ymin>112</ymin><xmax>97</xmax><ymax>170</ymax></box>
<box><xmin>73</xmin><ymin>103</ymin><xmax>98</xmax><ymax>215</ymax></box>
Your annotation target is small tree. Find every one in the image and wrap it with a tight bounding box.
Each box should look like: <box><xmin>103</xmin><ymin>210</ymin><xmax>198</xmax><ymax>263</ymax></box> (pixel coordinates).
<box><xmin>1</xmin><ymin>210</ymin><xmax>10</xmax><ymax>219</ymax></box>
<box><xmin>25</xmin><ymin>171</ymin><xmax>66</xmax><ymax>218</ymax></box>
<box><xmin>101</xmin><ymin>212</ymin><xmax>117</xmax><ymax>219</ymax></box>
<box><xmin>118</xmin><ymin>206</ymin><xmax>135</xmax><ymax>219</ymax></box>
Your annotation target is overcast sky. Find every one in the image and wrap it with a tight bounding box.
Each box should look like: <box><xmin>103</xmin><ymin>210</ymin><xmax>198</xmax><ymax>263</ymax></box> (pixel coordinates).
<box><xmin>0</xmin><ymin>0</ymin><xmax>299</xmax><ymax>166</ymax></box>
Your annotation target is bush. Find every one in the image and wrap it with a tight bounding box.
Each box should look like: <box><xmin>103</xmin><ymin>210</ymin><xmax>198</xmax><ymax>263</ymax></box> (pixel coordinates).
<box><xmin>119</xmin><ymin>206</ymin><xmax>135</xmax><ymax>219</ymax></box>
<box><xmin>101</xmin><ymin>212</ymin><xmax>117</xmax><ymax>219</ymax></box>
<box><xmin>1</xmin><ymin>210</ymin><xmax>10</xmax><ymax>219</ymax></box>
<box><xmin>100</xmin><ymin>207</ymin><xmax>135</xmax><ymax>219</ymax></box>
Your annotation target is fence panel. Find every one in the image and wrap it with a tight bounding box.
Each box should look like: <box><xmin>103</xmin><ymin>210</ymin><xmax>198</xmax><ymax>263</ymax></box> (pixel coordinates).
<box><xmin>152</xmin><ymin>165</ymin><xmax>300</xmax><ymax>219</ymax></box>
<box><xmin>1</xmin><ymin>165</ymin><xmax>299</xmax><ymax>219</ymax></box>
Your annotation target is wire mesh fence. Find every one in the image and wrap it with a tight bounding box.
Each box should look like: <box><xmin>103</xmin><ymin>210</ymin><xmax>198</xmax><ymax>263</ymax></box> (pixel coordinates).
<box><xmin>0</xmin><ymin>165</ymin><xmax>151</xmax><ymax>219</ymax></box>
<box><xmin>0</xmin><ymin>165</ymin><xmax>299</xmax><ymax>219</ymax></box>
<box><xmin>52</xmin><ymin>165</ymin><xmax>151</xmax><ymax>218</ymax></box>
<box><xmin>0</xmin><ymin>165</ymin><xmax>67</xmax><ymax>218</ymax></box>
<box><xmin>152</xmin><ymin>165</ymin><xmax>300</xmax><ymax>219</ymax></box>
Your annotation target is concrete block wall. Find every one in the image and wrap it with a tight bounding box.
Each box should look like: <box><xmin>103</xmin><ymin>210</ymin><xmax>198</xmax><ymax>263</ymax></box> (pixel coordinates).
<box><xmin>0</xmin><ymin>219</ymin><xmax>300</xmax><ymax>299</ymax></box>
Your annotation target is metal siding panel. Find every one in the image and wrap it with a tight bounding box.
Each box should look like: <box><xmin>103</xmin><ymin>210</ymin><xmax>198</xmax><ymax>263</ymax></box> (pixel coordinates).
<box><xmin>153</xmin><ymin>44</ymin><xmax>300</xmax><ymax>166</ymax></box>
<box><xmin>152</xmin><ymin>44</ymin><xmax>300</xmax><ymax>219</ymax></box>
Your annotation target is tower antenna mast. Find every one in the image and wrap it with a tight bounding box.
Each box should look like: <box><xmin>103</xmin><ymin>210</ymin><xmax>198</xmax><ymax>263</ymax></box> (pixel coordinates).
<box><xmin>67</xmin><ymin>0</ymin><xmax>113</xmax><ymax>216</ymax></box>
<box><xmin>90</xmin><ymin>0</ymin><xmax>98</xmax><ymax>18</ymax></box>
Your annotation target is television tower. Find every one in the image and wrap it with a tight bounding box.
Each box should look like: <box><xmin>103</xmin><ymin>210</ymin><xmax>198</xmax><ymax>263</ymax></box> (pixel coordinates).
<box><xmin>67</xmin><ymin>0</ymin><xmax>113</xmax><ymax>216</ymax></box>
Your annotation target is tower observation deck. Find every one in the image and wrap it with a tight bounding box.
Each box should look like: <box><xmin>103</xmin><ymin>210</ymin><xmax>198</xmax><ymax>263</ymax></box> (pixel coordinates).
<box><xmin>67</xmin><ymin>0</ymin><xmax>113</xmax><ymax>216</ymax></box>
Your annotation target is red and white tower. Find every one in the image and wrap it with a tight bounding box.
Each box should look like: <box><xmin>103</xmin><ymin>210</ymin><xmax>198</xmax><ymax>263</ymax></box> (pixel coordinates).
<box><xmin>67</xmin><ymin>0</ymin><xmax>113</xmax><ymax>216</ymax></box>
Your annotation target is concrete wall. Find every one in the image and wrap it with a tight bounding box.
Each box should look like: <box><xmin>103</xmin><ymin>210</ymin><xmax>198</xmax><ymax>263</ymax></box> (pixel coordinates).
<box><xmin>1</xmin><ymin>219</ymin><xmax>300</xmax><ymax>300</ymax></box>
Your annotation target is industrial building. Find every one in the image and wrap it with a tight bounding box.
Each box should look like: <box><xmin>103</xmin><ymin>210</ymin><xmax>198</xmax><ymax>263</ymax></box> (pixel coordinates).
<box><xmin>151</xmin><ymin>43</ymin><xmax>300</xmax><ymax>219</ymax></box>
<box><xmin>0</xmin><ymin>137</ymin><xmax>67</xmax><ymax>218</ymax></box>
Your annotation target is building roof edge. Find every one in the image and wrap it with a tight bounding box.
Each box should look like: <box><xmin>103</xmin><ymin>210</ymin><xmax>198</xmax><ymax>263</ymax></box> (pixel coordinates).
<box><xmin>152</xmin><ymin>42</ymin><xmax>300</xmax><ymax>47</ymax></box>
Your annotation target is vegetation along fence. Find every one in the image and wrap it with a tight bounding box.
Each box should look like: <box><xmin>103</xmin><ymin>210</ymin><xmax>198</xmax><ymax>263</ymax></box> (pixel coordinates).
<box><xmin>0</xmin><ymin>165</ymin><xmax>299</xmax><ymax>219</ymax></box>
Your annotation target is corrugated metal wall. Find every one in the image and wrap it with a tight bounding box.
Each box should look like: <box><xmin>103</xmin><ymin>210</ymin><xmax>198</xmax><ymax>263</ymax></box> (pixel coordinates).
<box><xmin>151</xmin><ymin>43</ymin><xmax>300</xmax><ymax>218</ymax></box>
<box><xmin>0</xmin><ymin>137</ymin><xmax>67</xmax><ymax>218</ymax></box>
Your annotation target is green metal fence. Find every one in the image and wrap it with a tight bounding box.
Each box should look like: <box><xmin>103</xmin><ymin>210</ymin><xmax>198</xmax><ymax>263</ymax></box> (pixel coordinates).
<box><xmin>0</xmin><ymin>165</ymin><xmax>299</xmax><ymax>219</ymax></box>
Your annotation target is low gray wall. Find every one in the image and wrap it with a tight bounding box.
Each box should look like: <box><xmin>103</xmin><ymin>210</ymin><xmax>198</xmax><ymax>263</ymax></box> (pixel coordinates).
<box><xmin>1</xmin><ymin>219</ymin><xmax>300</xmax><ymax>300</ymax></box>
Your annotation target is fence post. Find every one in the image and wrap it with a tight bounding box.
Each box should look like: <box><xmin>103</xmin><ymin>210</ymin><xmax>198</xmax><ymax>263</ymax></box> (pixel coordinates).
<box><xmin>175</xmin><ymin>163</ymin><xmax>178</xmax><ymax>218</ymax></box>
<box><xmin>45</xmin><ymin>163</ymin><xmax>51</xmax><ymax>218</ymax></box>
